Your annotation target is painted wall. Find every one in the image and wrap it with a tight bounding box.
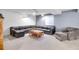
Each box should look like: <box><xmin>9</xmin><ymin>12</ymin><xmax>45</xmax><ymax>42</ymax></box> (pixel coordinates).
<box><xmin>0</xmin><ymin>10</ymin><xmax>36</xmax><ymax>36</ymax></box>
<box><xmin>36</xmin><ymin>15</ymin><xmax>54</xmax><ymax>26</ymax></box>
<box><xmin>54</xmin><ymin>11</ymin><xmax>79</xmax><ymax>31</ymax></box>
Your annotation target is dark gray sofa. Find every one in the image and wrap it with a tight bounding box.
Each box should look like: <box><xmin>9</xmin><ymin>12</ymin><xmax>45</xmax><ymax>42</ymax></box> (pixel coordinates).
<box><xmin>10</xmin><ymin>25</ymin><xmax>56</xmax><ymax>38</ymax></box>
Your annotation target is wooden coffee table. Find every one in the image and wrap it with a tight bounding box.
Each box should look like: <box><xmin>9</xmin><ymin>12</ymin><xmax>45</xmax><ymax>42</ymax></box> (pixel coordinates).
<box><xmin>29</xmin><ymin>30</ymin><xmax>44</xmax><ymax>38</ymax></box>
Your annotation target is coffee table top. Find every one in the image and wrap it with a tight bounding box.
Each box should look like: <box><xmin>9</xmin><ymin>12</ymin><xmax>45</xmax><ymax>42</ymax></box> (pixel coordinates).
<box><xmin>30</xmin><ymin>30</ymin><xmax>43</xmax><ymax>33</ymax></box>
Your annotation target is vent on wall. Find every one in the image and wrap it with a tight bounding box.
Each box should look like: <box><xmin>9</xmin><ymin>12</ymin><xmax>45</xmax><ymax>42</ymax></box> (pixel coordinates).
<box><xmin>44</xmin><ymin>13</ymin><xmax>54</xmax><ymax>16</ymax></box>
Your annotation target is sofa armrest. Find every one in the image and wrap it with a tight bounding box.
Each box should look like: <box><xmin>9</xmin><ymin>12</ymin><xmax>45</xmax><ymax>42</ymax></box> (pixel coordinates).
<box><xmin>55</xmin><ymin>32</ymin><xmax>67</xmax><ymax>41</ymax></box>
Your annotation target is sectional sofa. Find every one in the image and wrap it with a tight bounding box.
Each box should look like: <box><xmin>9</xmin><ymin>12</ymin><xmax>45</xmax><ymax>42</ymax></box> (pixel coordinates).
<box><xmin>10</xmin><ymin>25</ymin><xmax>56</xmax><ymax>38</ymax></box>
<box><xmin>55</xmin><ymin>27</ymin><xmax>79</xmax><ymax>41</ymax></box>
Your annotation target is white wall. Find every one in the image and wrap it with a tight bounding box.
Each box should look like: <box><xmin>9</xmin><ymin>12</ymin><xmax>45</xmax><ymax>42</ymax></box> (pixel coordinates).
<box><xmin>54</xmin><ymin>11</ymin><xmax>79</xmax><ymax>31</ymax></box>
<box><xmin>36</xmin><ymin>15</ymin><xmax>54</xmax><ymax>26</ymax></box>
<box><xmin>0</xmin><ymin>10</ymin><xmax>36</xmax><ymax>36</ymax></box>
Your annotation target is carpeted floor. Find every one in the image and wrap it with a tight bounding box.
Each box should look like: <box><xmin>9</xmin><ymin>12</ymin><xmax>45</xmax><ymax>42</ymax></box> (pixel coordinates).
<box><xmin>4</xmin><ymin>34</ymin><xmax>79</xmax><ymax>50</ymax></box>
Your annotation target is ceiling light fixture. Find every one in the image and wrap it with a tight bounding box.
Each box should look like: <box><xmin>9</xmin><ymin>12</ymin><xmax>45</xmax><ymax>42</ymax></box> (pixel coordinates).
<box><xmin>32</xmin><ymin>12</ymin><xmax>36</xmax><ymax>15</ymax></box>
<box><xmin>41</xmin><ymin>14</ymin><xmax>44</xmax><ymax>16</ymax></box>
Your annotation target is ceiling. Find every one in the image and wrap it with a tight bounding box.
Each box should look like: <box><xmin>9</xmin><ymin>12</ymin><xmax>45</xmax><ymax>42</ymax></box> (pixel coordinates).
<box><xmin>0</xmin><ymin>9</ymin><xmax>73</xmax><ymax>15</ymax></box>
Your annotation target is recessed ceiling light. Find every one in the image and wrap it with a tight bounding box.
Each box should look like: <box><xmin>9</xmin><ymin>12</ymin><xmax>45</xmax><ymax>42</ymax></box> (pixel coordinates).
<box><xmin>41</xmin><ymin>14</ymin><xmax>44</xmax><ymax>16</ymax></box>
<box><xmin>32</xmin><ymin>12</ymin><xmax>36</xmax><ymax>15</ymax></box>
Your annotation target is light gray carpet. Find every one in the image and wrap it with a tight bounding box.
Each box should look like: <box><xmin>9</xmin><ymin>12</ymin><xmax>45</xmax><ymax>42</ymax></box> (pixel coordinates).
<box><xmin>4</xmin><ymin>34</ymin><xmax>79</xmax><ymax>50</ymax></box>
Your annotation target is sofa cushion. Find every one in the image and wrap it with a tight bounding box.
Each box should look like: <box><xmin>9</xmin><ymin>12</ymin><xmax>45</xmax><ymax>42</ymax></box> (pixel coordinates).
<box><xmin>41</xmin><ymin>29</ymin><xmax>50</xmax><ymax>31</ymax></box>
<box><xmin>15</xmin><ymin>30</ymin><xmax>25</xmax><ymax>33</ymax></box>
<box><xmin>68</xmin><ymin>31</ymin><xmax>76</xmax><ymax>40</ymax></box>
